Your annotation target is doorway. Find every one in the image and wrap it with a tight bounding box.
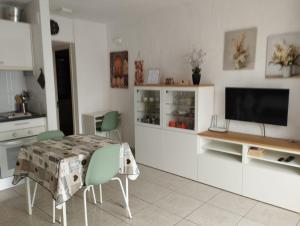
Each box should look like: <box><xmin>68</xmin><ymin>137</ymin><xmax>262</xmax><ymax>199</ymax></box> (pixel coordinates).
<box><xmin>54</xmin><ymin>48</ymin><xmax>74</xmax><ymax>135</ymax></box>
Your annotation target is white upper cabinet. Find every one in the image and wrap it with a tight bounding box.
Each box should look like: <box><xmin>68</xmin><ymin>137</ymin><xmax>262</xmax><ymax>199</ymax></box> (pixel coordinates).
<box><xmin>0</xmin><ymin>20</ymin><xmax>33</xmax><ymax>70</ymax></box>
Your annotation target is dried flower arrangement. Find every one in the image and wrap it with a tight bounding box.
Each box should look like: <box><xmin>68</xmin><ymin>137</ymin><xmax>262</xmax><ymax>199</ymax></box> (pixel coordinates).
<box><xmin>270</xmin><ymin>42</ymin><xmax>299</xmax><ymax>67</ymax></box>
<box><xmin>187</xmin><ymin>48</ymin><xmax>206</xmax><ymax>72</ymax></box>
<box><xmin>232</xmin><ymin>32</ymin><xmax>249</xmax><ymax>69</ymax></box>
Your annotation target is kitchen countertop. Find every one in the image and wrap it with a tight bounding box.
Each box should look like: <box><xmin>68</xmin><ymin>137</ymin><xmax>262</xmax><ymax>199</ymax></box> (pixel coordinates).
<box><xmin>0</xmin><ymin>113</ymin><xmax>46</xmax><ymax>123</ymax></box>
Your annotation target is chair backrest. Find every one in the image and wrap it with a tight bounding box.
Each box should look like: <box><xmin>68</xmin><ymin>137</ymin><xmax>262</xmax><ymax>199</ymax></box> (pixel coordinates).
<box><xmin>37</xmin><ymin>130</ymin><xmax>65</xmax><ymax>141</ymax></box>
<box><xmin>101</xmin><ymin>111</ymin><xmax>119</xmax><ymax>131</ymax></box>
<box><xmin>85</xmin><ymin>144</ymin><xmax>120</xmax><ymax>186</ymax></box>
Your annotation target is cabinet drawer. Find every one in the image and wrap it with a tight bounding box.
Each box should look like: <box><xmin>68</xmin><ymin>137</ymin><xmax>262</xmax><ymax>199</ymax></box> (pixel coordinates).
<box><xmin>0</xmin><ymin>126</ymin><xmax>45</xmax><ymax>141</ymax></box>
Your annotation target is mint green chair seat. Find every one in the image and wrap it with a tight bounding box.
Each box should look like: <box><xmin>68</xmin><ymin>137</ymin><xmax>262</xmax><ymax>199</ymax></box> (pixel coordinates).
<box><xmin>96</xmin><ymin>111</ymin><xmax>122</xmax><ymax>141</ymax></box>
<box><xmin>83</xmin><ymin>144</ymin><xmax>132</xmax><ymax>226</ymax></box>
<box><xmin>37</xmin><ymin>130</ymin><xmax>65</xmax><ymax>141</ymax></box>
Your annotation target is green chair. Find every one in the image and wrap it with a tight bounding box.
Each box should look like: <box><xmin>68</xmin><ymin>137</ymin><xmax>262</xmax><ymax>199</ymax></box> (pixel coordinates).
<box><xmin>83</xmin><ymin>144</ymin><xmax>132</xmax><ymax>226</ymax></box>
<box><xmin>97</xmin><ymin>111</ymin><xmax>122</xmax><ymax>141</ymax></box>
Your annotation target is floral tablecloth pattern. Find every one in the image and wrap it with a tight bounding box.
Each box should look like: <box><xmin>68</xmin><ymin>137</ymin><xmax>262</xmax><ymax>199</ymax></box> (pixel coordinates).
<box><xmin>13</xmin><ymin>135</ymin><xmax>139</xmax><ymax>205</ymax></box>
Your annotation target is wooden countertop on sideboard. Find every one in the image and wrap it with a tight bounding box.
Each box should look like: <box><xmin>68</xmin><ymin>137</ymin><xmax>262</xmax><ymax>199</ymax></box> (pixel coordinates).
<box><xmin>198</xmin><ymin>131</ymin><xmax>300</xmax><ymax>154</ymax></box>
<box><xmin>135</xmin><ymin>84</ymin><xmax>214</xmax><ymax>88</ymax></box>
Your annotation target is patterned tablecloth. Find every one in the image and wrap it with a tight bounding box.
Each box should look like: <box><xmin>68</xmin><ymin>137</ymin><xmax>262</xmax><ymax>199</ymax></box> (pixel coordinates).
<box><xmin>13</xmin><ymin>135</ymin><xmax>140</xmax><ymax>205</ymax></box>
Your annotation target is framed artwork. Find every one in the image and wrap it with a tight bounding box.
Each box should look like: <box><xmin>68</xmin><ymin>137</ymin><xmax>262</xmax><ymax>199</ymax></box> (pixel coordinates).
<box><xmin>110</xmin><ymin>51</ymin><xmax>128</xmax><ymax>88</ymax></box>
<box><xmin>223</xmin><ymin>27</ymin><xmax>257</xmax><ymax>70</ymax></box>
<box><xmin>266</xmin><ymin>32</ymin><xmax>300</xmax><ymax>79</ymax></box>
<box><xmin>146</xmin><ymin>69</ymin><xmax>160</xmax><ymax>84</ymax></box>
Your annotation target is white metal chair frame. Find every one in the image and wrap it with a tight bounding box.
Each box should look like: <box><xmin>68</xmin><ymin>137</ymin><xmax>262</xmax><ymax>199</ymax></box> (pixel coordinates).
<box><xmin>31</xmin><ymin>182</ymin><xmax>97</xmax><ymax>224</ymax></box>
<box><xmin>83</xmin><ymin>177</ymin><xmax>132</xmax><ymax>226</ymax></box>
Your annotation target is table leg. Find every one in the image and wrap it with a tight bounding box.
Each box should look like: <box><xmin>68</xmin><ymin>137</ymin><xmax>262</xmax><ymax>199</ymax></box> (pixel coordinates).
<box><xmin>125</xmin><ymin>176</ymin><xmax>129</xmax><ymax>205</ymax></box>
<box><xmin>25</xmin><ymin>177</ymin><xmax>32</xmax><ymax>215</ymax></box>
<box><xmin>62</xmin><ymin>202</ymin><xmax>67</xmax><ymax>226</ymax></box>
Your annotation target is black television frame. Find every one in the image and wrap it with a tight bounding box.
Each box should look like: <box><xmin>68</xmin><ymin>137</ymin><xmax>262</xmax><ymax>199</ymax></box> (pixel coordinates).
<box><xmin>225</xmin><ymin>87</ymin><xmax>290</xmax><ymax>126</ymax></box>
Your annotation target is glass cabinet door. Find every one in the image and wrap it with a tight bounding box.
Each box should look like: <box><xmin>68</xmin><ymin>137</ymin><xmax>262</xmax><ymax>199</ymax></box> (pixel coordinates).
<box><xmin>164</xmin><ymin>90</ymin><xmax>195</xmax><ymax>131</ymax></box>
<box><xmin>136</xmin><ymin>89</ymin><xmax>160</xmax><ymax>126</ymax></box>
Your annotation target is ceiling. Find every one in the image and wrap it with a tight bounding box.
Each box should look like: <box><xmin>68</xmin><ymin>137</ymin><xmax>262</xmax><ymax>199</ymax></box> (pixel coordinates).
<box><xmin>49</xmin><ymin>0</ymin><xmax>195</xmax><ymax>23</ymax></box>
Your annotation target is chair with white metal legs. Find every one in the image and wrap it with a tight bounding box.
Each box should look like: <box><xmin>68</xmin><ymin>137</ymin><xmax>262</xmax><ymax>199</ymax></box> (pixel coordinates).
<box><xmin>96</xmin><ymin>111</ymin><xmax>122</xmax><ymax>141</ymax></box>
<box><xmin>31</xmin><ymin>130</ymin><xmax>97</xmax><ymax>224</ymax></box>
<box><xmin>83</xmin><ymin>144</ymin><xmax>132</xmax><ymax>226</ymax></box>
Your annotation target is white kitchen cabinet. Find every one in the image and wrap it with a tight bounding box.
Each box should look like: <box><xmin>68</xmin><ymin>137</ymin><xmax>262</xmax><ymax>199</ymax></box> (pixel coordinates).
<box><xmin>134</xmin><ymin>85</ymin><xmax>214</xmax><ymax>179</ymax></box>
<box><xmin>0</xmin><ymin>20</ymin><xmax>33</xmax><ymax>70</ymax></box>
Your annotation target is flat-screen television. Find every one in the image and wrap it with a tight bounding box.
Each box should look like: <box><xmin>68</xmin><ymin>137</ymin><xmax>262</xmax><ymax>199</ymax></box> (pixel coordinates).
<box><xmin>225</xmin><ymin>88</ymin><xmax>290</xmax><ymax>126</ymax></box>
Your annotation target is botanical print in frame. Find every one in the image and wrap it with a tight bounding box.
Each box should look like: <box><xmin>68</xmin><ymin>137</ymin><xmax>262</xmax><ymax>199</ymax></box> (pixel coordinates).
<box><xmin>110</xmin><ymin>51</ymin><xmax>128</xmax><ymax>88</ymax></box>
<box><xmin>266</xmin><ymin>32</ymin><xmax>300</xmax><ymax>79</ymax></box>
<box><xmin>223</xmin><ymin>27</ymin><xmax>257</xmax><ymax>70</ymax></box>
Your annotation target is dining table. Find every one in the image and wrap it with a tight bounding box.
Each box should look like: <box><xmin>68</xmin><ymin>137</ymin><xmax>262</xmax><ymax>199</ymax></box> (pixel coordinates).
<box><xmin>12</xmin><ymin>134</ymin><xmax>140</xmax><ymax>226</ymax></box>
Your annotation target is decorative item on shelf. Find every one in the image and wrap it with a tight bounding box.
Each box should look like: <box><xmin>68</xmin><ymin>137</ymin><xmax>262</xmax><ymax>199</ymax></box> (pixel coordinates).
<box><xmin>165</xmin><ymin>77</ymin><xmax>175</xmax><ymax>85</ymax></box>
<box><xmin>266</xmin><ymin>32</ymin><xmax>300</xmax><ymax>79</ymax></box>
<box><xmin>187</xmin><ymin>48</ymin><xmax>206</xmax><ymax>85</ymax></box>
<box><xmin>223</xmin><ymin>27</ymin><xmax>257</xmax><ymax>70</ymax></box>
<box><xmin>179</xmin><ymin>80</ymin><xmax>191</xmax><ymax>86</ymax></box>
<box><xmin>208</xmin><ymin>115</ymin><xmax>229</xmax><ymax>133</ymax></box>
<box><xmin>248</xmin><ymin>147</ymin><xmax>265</xmax><ymax>157</ymax></box>
<box><xmin>269</xmin><ymin>41</ymin><xmax>299</xmax><ymax>78</ymax></box>
<box><xmin>110</xmin><ymin>51</ymin><xmax>128</xmax><ymax>88</ymax></box>
<box><xmin>146</xmin><ymin>69</ymin><xmax>160</xmax><ymax>84</ymax></box>
<box><xmin>134</xmin><ymin>51</ymin><xmax>144</xmax><ymax>85</ymax></box>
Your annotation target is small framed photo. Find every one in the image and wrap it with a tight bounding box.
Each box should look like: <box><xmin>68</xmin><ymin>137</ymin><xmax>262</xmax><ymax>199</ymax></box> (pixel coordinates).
<box><xmin>146</xmin><ymin>69</ymin><xmax>160</xmax><ymax>84</ymax></box>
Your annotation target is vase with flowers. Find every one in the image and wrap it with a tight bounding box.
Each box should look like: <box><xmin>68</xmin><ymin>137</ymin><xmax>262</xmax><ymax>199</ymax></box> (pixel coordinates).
<box><xmin>270</xmin><ymin>42</ymin><xmax>299</xmax><ymax>78</ymax></box>
<box><xmin>187</xmin><ymin>49</ymin><xmax>206</xmax><ymax>85</ymax></box>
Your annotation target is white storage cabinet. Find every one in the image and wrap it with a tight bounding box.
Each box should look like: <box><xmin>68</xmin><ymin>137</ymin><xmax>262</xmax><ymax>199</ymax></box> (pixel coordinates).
<box><xmin>0</xmin><ymin>19</ymin><xmax>33</xmax><ymax>70</ymax></box>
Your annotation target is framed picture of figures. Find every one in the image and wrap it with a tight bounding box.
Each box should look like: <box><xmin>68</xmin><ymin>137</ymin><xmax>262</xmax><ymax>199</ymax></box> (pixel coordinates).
<box><xmin>110</xmin><ymin>51</ymin><xmax>128</xmax><ymax>88</ymax></box>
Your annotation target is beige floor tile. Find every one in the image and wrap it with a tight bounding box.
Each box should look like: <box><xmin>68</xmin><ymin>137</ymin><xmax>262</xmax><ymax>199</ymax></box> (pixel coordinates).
<box><xmin>186</xmin><ymin>203</ymin><xmax>241</xmax><ymax>226</ymax></box>
<box><xmin>124</xmin><ymin>205</ymin><xmax>182</xmax><ymax>226</ymax></box>
<box><xmin>237</xmin><ymin>218</ymin><xmax>267</xmax><ymax>226</ymax></box>
<box><xmin>175</xmin><ymin>219</ymin><xmax>199</xmax><ymax>226</ymax></box>
<box><xmin>245</xmin><ymin>203</ymin><xmax>300</xmax><ymax>226</ymax></box>
<box><xmin>138</xmin><ymin>165</ymin><xmax>190</xmax><ymax>190</ymax></box>
<box><xmin>99</xmin><ymin>193</ymin><xmax>150</xmax><ymax>220</ymax></box>
<box><xmin>129</xmin><ymin>179</ymin><xmax>171</xmax><ymax>203</ymax></box>
<box><xmin>209</xmin><ymin>191</ymin><xmax>257</xmax><ymax>216</ymax></box>
<box><xmin>155</xmin><ymin>192</ymin><xmax>203</xmax><ymax>218</ymax></box>
<box><xmin>177</xmin><ymin>181</ymin><xmax>221</xmax><ymax>202</ymax></box>
<box><xmin>0</xmin><ymin>187</ymin><xmax>20</xmax><ymax>202</ymax></box>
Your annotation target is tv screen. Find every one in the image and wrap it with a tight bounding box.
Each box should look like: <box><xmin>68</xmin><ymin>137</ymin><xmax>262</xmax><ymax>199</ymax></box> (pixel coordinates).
<box><xmin>225</xmin><ymin>88</ymin><xmax>289</xmax><ymax>126</ymax></box>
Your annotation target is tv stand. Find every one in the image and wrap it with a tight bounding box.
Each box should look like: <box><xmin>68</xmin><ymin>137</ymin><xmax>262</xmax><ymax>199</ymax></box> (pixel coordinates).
<box><xmin>198</xmin><ymin>131</ymin><xmax>300</xmax><ymax>212</ymax></box>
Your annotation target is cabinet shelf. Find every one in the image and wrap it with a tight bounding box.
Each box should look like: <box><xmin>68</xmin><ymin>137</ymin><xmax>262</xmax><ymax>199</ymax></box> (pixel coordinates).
<box><xmin>203</xmin><ymin>141</ymin><xmax>242</xmax><ymax>156</ymax></box>
<box><xmin>248</xmin><ymin>150</ymin><xmax>300</xmax><ymax>169</ymax></box>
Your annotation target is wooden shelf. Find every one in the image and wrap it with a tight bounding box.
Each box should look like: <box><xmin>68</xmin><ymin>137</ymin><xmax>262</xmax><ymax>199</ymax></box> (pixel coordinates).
<box><xmin>199</xmin><ymin>131</ymin><xmax>300</xmax><ymax>155</ymax></box>
<box><xmin>135</xmin><ymin>84</ymin><xmax>214</xmax><ymax>88</ymax></box>
<box><xmin>248</xmin><ymin>150</ymin><xmax>300</xmax><ymax>169</ymax></box>
<box><xmin>203</xmin><ymin>141</ymin><xmax>242</xmax><ymax>156</ymax></box>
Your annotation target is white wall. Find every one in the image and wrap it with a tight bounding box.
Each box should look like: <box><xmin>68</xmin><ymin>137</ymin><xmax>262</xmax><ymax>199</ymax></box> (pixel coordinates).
<box><xmin>73</xmin><ymin>19</ymin><xmax>110</xmax><ymax>132</ymax></box>
<box><xmin>50</xmin><ymin>15</ymin><xmax>110</xmax><ymax>133</ymax></box>
<box><xmin>107</xmin><ymin>0</ymin><xmax>300</xmax><ymax>145</ymax></box>
<box><xmin>25</xmin><ymin>0</ymin><xmax>58</xmax><ymax>130</ymax></box>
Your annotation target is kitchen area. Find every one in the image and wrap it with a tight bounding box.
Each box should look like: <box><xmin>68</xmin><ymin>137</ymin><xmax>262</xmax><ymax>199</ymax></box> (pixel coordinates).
<box><xmin>0</xmin><ymin>2</ymin><xmax>47</xmax><ymax>190</ymax></box>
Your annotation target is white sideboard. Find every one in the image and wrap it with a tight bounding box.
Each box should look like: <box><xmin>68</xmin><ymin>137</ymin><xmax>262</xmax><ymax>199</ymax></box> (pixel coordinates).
<box><xmin>134</xmin><ymin>85</ymin><xmax>214</xmax><ymax>180</ymax></box>
<box><xmin>199</xmin><ymin>131</ymin><xmax>300</xmax><ymax>212</ymax></box>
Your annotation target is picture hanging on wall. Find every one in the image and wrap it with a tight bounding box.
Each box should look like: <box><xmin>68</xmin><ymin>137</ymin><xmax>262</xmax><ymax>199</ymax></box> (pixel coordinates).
<box><xmin>110</xmin><ymin>51</ymin><xmax>128</xmax><ymax>88</ymax></box>
<box><xmin>266</xmin><ymin>32</ymin><xmax>300</xmax><ymax>79</ymax></box>
<box><xmin>223</xmin><ymin>27</ymin><xmax>257</xmax><ymax>70</ymax></box>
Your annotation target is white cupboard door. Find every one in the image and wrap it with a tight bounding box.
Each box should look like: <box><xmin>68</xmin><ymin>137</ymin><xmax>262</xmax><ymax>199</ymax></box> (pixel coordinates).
<box><xmin>135</xmin><ymin>125</ymin><xmax>163</xmax><ymax>169</ymax></box>
<box><xmin>0</xmin><ymin>20</ymin><xmax>33</xmax><ymax>70</ymax></box>
<box><xmin>161</xmin><ymin>130</ymin><xmax>198</xmax><ymax>180</ymax></box>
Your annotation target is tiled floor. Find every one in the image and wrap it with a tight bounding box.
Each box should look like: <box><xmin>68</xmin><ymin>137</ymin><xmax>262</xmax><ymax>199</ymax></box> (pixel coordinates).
<box><xmin>0</xmin><ymin>164</ymin><xmax>300</xmax><ymax>226</ymax></box>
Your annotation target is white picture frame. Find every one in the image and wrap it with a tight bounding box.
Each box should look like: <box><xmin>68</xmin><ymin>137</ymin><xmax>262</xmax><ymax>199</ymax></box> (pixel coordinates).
<box><xmin>146</xmin><ymin>69</ymin><xmax>160</xmax><ymax>84</ymax></box>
